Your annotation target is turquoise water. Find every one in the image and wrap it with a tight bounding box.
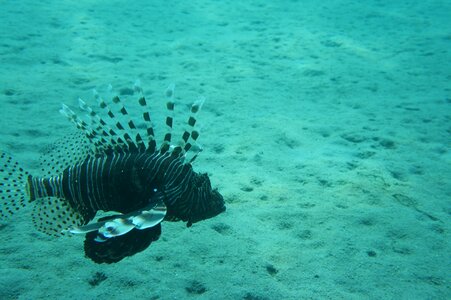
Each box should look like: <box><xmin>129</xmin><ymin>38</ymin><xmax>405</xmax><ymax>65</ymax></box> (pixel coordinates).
<box><xmin>0</xmin><ymin>0</ymin><xmax>450</xmax><ymax>299</ymax></box>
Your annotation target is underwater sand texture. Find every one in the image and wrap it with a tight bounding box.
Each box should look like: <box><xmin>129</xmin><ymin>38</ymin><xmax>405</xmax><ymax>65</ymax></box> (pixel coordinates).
<box><xmin>0</xmin><ymin>0</ymin><xmax>450</xmax><ymax>299</ymax></box>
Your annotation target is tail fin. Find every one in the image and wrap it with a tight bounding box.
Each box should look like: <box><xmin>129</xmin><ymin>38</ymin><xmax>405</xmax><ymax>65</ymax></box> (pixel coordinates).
<box><xmin>0</xmin><ymin>152</ymin><xmax>29</xmax><ymax>218</ymax></box>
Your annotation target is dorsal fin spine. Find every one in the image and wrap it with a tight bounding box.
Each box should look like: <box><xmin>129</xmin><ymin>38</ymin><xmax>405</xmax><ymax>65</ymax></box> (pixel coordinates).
<box><xmin>160</xmin><ymin>84</ymin><xmax>175</xmax><ymax>155</ymax></box>
<box><xmin>135</xmin><ymin>82</ymin><xmax>157</xmax><ymax>154</ymax></box>
<box><xmin>62</xmin><ymin>83</ymin><xmax>205</xmax><ymax>160</ymax></box>
<box><xmin>95</xmin><ymin>94</ymin><xmax>134</xmax><ymax>153</ymax></box>
<box><xmin>178</xmin><ymin>97</ymin><xmax>205</xmax><ymax>163</ymax></box>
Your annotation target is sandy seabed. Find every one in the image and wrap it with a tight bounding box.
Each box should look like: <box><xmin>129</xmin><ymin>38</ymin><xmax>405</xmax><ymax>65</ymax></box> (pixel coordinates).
<box><xmin>0</xmin><ymin>0</ymin><xmax>449</xmax><ymax>299</ymax></box>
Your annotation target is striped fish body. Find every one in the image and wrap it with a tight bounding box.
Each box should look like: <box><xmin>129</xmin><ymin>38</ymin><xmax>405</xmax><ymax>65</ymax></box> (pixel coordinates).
<box><xmin>27</xmin><ymin>152</ymin><xmax>224</xmax><ymax>226</ymax></box>
<box><xmin>0</xmin><ymin>83</ymin><xmax>226</xmax><ymax>264</ymax></box>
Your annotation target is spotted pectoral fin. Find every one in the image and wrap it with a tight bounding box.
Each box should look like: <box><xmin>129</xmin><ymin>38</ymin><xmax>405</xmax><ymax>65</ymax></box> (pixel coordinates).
<box><xmin>32</xmin><ymin>197</ymin><xmax>85</xmax><ymax>237</ymax></box>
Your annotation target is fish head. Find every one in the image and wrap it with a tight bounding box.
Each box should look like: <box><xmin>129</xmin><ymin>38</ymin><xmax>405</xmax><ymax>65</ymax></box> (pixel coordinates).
<box><xmin>185</xmin><ymin>172</ymin><xmax>226</xmax><ymax>226</ymax></box>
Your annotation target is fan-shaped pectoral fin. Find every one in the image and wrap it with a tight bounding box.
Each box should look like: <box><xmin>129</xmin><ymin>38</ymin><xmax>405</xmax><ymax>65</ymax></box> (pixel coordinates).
<box><xmin>66</xmin><ymin>200</ymin><xmax>167</xmax><ymax>242</ymax></box>
<box><xmin>132</xmin><ymin>200</ymin><xmax>167</xmax><ymax>229</ymax></box>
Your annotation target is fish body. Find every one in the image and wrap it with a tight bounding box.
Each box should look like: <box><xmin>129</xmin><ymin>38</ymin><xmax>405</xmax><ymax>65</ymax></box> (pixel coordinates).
<box><xmin>0</xmin><ymin>84</ymin><xmax>225</xmax><ymax>263</ymax></box>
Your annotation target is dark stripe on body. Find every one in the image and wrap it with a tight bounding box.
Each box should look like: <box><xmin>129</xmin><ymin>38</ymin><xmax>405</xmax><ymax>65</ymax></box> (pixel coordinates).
<box><xmin>28</xmin><ymin>151</ymin><xmax>210</xmax><ymax>225</ymax></box>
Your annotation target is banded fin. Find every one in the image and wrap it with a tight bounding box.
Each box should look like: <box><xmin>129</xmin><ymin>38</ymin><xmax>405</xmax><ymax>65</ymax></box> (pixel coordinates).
<box><xmin>135</xmin><ymin>81</ymin><xmax>157</xmax><ymax>153</ymax></box>
<box><xmin>114</xmin><ymin>95</ymin><xmax>147</xmax><ymax>152</ymax></box>
<box><xmin>161</xmin><ymin>89</ymin><xmax>204</xmax><ymax>162</ymax></box>
<box><xmin>77</xmin><ymin>96</ymin><xmax>117</xmax><ymax>153</ymax></box>
<box><xmin>160</xmin><ymin>83</ymin><xmax>175</xmax><ymax>154</ymax></box>
<box><xmin>31</xmin><ymin>196</ymin><xmax>85</xmax><ymax>237</ymax></box>
<box><xmin>0</xmin><ymin>152</ymin><xmax>29</xmax><ymax>218</ymax></box>
<box><xmin>174</xmin><ymin>97</ymin><xmax>205</xmax><ymax>163</ymax></box>
<box><xmin>94</xmin><ymin>90</ymin><xmax>141</xmax><ymax>153</ymax></box>
<box><xmin>59</xmin><ymin>103</ymin><xmax>111</xmax><ymax>154</ymax></box>
<box><xmin>60</xmin><ymin>83</ymin><xmax>207</xmax><ymax>162</ymax></box>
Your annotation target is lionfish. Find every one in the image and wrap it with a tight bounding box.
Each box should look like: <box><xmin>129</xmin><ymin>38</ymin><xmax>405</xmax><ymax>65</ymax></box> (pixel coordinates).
<box><xmin>0</xmin><ymin>83</ymin><xmax>226</xmax><ymax>264</ymax></box>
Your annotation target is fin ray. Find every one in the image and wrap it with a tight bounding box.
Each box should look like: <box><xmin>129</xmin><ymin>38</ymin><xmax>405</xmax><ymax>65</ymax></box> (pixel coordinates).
<box><xmin>39</xmin><ymin>131</ymin><xmax>92</xmax><ymax>177</ymax></box>
<box><xmin>60</xmin><ymin>83</ymin><xmax>206</xmax><ymax>161</ymax></box>
<box><xmin>0</xmin><ymin>152</ymin><xmax>29</xmax><ymax>218</ymax></box>
<box><xmin>32</xmin><ymin>196</ymin><xmax>86</xmax><ymax>237</ymax></box>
